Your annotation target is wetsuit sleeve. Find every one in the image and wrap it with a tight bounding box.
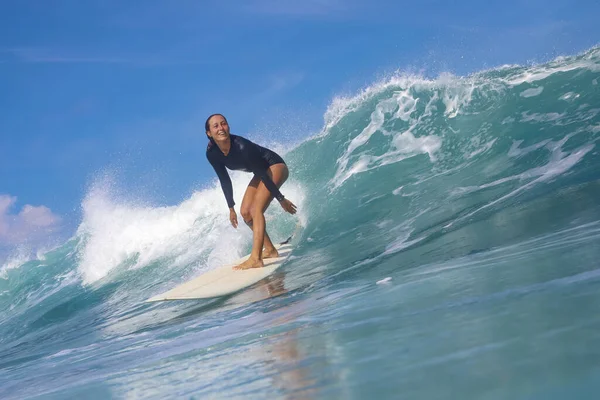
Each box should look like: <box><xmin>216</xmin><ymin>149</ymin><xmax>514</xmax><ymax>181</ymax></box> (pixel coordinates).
<box><xmin>207</xmin><ymin>153</ymin><xmax>235</xmax><ymax>208</ymax></box>
<box><xmin>240</xmin><ymin>141</ymin><xmax>285</xmax><ymax>202</ymax></box>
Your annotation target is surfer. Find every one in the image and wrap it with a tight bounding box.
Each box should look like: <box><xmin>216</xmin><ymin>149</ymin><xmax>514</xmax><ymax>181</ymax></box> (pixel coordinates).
<box><xmin>205</xmin><ymin>114</ymin><xmax>297</xmax><ymax>270</ymax></box>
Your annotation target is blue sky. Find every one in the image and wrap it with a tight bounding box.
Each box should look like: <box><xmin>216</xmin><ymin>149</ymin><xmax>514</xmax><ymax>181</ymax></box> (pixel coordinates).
<box><xmin>1</xmin><ymin>0</ymin><xmax>599</xmax><ymax>254</ymax></box>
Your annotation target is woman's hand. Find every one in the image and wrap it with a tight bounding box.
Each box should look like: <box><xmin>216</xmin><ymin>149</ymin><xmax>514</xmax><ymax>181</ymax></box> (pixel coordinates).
<box><xmin>229</xmin><ymin>208</ymin><xmax>238</xmax><ymax>228</ymax></box>
<box><xmin>279</xmin><ymin>199</ymin><xmax>297</xmax><ymax>215</ymax></box>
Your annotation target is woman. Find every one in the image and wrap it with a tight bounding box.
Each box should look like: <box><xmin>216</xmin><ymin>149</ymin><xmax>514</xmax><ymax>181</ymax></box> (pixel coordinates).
<box><xmin>205</xmin><ymin>114</ymin><xmax>297</xmax><ymax>270</ymax></box>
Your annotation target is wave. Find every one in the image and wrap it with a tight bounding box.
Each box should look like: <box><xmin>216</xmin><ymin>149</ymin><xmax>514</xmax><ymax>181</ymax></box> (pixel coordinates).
<box><xmin>1</xmin><ymin>46</ymin><xmax>599</xmax><ymax>333</ymax></box>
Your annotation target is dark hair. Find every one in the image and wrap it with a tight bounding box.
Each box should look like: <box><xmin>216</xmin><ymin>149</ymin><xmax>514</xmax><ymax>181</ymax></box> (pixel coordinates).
<box><xmin>205</xmin><ymin>114</ymin><xmax>226</xmax><ymax>146</ymax></box>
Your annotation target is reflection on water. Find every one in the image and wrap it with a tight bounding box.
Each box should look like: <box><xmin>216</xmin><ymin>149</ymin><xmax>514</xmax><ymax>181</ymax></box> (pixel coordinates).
<box><xmin>229</xmin><ymin>271</ymin><xmax>319</xmax><ymax>398</ymax></box>
<box><xmin>229</xmin><ymin>270</ymin><xmax>288</xmax><ymax>304</ymax></box>
<box><xmin>106</xmin><ymin>268</ymin><xmax>334</xmax><ymax>398</ymax></box>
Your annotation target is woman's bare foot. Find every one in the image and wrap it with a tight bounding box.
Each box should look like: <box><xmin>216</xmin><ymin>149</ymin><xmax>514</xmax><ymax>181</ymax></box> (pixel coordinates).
<box><xmin>262</xmin><ymin>247</ymin><xmax>279</xmax><ymax>259</ymax></box>
<box><xmin>233</xmin><ymin>257</ymin><xmax>264</xmax><ymax>270</ymax></box>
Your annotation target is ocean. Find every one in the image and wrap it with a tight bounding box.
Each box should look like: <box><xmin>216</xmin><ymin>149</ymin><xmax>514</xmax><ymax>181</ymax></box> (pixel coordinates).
<box><xmin>1</xmin><ymin>47</ymin><xmax>600</xmax><ymax>399</ymax></box>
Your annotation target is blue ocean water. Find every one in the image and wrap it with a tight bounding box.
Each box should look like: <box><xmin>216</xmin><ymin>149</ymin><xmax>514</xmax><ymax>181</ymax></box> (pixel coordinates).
<box><xmin>1</xmin><ymin>47</ymin><xmax>600</xmax><ymax>399</ymax></box>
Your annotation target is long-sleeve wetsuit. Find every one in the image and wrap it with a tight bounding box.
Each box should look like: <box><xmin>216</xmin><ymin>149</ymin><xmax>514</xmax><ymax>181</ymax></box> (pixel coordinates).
<box><xmin>206</xmin><ymin>134</ymin><xmax>286</xmax><ymax>208</ymax></box>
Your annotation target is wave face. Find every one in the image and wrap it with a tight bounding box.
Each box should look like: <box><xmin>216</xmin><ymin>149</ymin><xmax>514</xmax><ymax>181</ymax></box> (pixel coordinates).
<box><xmin>1</xmin><ymin>48</ymin><xmax>600</xmax><ymax>399</ymax></box>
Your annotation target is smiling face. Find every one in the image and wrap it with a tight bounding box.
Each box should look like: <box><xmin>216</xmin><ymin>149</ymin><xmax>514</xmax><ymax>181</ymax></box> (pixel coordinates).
<box><xmin>206</xmin><ymin>114</ymin><xmax>230</xmax><ymax>144</ymax></box>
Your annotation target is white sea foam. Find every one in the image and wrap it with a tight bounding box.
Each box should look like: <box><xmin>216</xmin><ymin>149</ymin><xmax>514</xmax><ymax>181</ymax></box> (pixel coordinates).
<box><xmin>323</xmin><ymin>74</ymin><xmax>424</xmax><ymax>132</ymax></box>
<box><xmin>466</xmin><ymin>139</ymin><xmax>497</xmax><ymax>159</ymax></box>
<box><xmin>559</xmin><ymin>92</ymin><xmax>580</xmax><ymax>101</ymax></box>
<box><xmin>0</xmin><ymin>243</ymin><xmax>56</xmax><ymax>279</ymax></box>
<box><xmin>520</xmin><ymin>87</ymin><xmax>544</xmax><ymax>98</ymax></box>
<box><xmin>502</xmin><ymin>50</ymin><xmax>600</xmax><ymax>86</ymax></box>
<box><xmin>318</xmin><ymin>48</ymin><xmax>600</xmax><ymax>192</ymax></box>
<box><xmin>76</xmin><ymin>172</ymin><xmax>305</xmax><ymax>285</ymax></box>
<box><xmin>507</xmin><ymin>139</ymin><xmax>551</xmax><ymax>158</ymax></box>
<box><xmin>328</xmin><ymin>80</ymin><xmax>445</xmax><ymax>189</ymax></box>
<box><xmin>0</xmin><ymin>249</ymin><xmax>30</xmax><ymax>279</ymax></box>
<box><xmin>521</xmin><ymin>112</ymin><xmax>565</xmax><ymax>123</ymax></box>
<box><xmin>438</xmin><ymin>73</ymin><xmax>477</xmax><ymax>118</ymax></box>
<box><xmin>446</xmin><ymin>135</ymin><xmax>595</xmax><ymax>227</ymax></box>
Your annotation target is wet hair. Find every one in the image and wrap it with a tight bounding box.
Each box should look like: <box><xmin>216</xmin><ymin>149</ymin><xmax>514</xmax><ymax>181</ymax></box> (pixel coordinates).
<box><xmin>204</xmin><ymin>113</ymin><xmax>227</xmax><ymax>146</ymax></box>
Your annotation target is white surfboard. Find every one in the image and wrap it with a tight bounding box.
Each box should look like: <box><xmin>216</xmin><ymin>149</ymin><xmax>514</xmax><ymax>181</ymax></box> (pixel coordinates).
<box><xmin>146</xmin><ymin>241</ymin><xmax>293</xmax><ymax>302</ymax></box>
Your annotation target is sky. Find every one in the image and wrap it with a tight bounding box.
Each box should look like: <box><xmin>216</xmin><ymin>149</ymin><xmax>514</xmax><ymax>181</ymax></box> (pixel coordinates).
<box><xmin>1</xmin><ymin>0</ymin><xmax>599</xmax><ymax>257</ymax></box>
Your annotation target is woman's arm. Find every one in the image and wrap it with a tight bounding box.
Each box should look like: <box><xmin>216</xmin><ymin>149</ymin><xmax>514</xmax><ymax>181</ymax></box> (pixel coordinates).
<box><xmin>207</xmin><ymin>154</ymin><xmax>236</xmax><ymax>208</ymax></box>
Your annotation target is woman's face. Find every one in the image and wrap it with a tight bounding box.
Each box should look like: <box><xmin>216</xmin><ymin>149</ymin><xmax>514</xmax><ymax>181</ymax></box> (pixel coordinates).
<box><xmin>207</xmin><ymin>115</ymin><xmax>230</xmax><ymax>143</ymax></box>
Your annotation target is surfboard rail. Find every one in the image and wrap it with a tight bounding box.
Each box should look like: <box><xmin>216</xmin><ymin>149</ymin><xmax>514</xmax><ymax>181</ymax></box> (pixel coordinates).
<box><xmin>146</xmin><ymin>242</ymin><xmax>293</xmax><ymax>302</ymax></box>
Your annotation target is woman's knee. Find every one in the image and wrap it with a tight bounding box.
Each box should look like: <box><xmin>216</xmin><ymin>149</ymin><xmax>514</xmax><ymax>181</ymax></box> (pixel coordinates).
<box><xmin>240</xmin><ymin>206</ymin><xmax>253</xmax><ymax>223</ymax></box>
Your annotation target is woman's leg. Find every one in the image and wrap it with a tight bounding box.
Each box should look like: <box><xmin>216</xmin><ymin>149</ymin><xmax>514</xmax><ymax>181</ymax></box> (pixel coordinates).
<box><xmin>239</xmin><ymin>175</ymin><xmax>277</xmax><ymax>256</ymax></box>
<box><xmin>235</xmin><ymin>163</ymin><xmax>289</xmax><ymax>270</ymax></box>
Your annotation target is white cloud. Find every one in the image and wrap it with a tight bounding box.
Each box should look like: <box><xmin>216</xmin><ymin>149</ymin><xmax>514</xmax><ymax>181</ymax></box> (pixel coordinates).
<box><xmin>0</xmin><ymin>194</ymin><xmax>62</xmax><ymax>245</ymax></box>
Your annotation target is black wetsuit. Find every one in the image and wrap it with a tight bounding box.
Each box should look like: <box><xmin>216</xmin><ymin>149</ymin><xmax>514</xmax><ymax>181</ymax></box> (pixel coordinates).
<box><xmin>206</xmin><ymin>134</ymin><xmax>286</xmax><ymax>208</ymax></box>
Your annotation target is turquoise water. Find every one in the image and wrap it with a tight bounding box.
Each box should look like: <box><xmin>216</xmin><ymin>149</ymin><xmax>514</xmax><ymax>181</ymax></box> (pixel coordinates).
<box><xmin>1</xmin><ymin>47</ymin><xmax>600</xmax><ymax>399</ymax></box>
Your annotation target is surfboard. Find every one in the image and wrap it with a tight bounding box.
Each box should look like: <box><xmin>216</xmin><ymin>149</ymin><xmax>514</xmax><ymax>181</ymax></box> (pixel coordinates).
<box><xmin>146</xmin><ymin>240</ymin><xmax>293</xmax><ymax>302</ymax></box>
